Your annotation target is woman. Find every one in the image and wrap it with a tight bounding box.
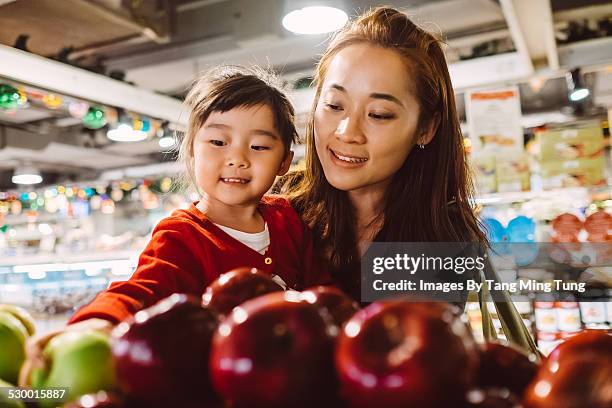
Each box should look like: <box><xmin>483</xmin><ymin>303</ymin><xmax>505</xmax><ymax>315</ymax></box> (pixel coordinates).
<box><xmin>281</xmin><ymin>6</ymin><xmax>486</xmax><ymax>301</ymax></box>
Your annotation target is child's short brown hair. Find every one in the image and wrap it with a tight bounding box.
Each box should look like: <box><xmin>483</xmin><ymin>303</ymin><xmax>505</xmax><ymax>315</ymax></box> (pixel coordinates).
<box><xmin>178</xmin><ymin>66</ymin><xmax>298</xmax><ymax>191</ymax></box>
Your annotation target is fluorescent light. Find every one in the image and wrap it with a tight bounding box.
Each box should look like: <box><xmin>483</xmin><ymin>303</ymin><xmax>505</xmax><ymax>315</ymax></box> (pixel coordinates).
<box><xmin>107</xmin><ymin>123</ymin><xmax>148</xmax><ymax>142</ymax></box>
<box><xmin>282</xmin><ymin>6</ymin><xmax>348</xmax><ymax>35</ymax></box>
<box><xmin>12</xmin><ymin>165</ymin><xmax>42</xmax><ymax>185</ymax></box>
<box><xmin>569</xmin><ymin>88</ymin><xmax>589</xmax><ymax>102</ymax></box>
<box><xmin>566</xmin><ymin>69</ymin><xmax>589</xmax><ymax>102</ymax></box>
<box><xmin>158</xmin><ymin>136</ymin><xmax>176</xmax><ymax>148</ymax></box>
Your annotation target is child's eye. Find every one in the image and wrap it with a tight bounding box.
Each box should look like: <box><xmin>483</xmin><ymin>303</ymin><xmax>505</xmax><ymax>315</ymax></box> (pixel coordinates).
<box><xmin>209</xmin><ymin>140</ymin><xmax>226</xmax><ymax>146</ymax></box>
<box><xmin>369</xmin><ymin>112</ymin><xmax>395</xmax><ymax>120</ymax></box>
<box><xmin>251</xmin><ymin>145</ymin><xmax>270</xmax><ymax>151</ymax></box>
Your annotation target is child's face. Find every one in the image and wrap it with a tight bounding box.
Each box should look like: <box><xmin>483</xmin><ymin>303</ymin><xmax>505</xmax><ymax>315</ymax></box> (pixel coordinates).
<box><xmin>193</xmin><ymin>104</ymin><xmax>292</xmax><ymax>207</ymax></box>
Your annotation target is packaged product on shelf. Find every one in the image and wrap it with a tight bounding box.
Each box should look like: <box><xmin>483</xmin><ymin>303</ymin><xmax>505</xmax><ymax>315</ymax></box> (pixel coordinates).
<box><xmin>540</xmin><ymin>155</ymin><xmax>606</xmax><ymax>189</ymax></box>
<box><xmin>471</xmin><ymin>153</ymin><xmax>497</xmax><ymax>194</ymax></box>
<box><xmin>536</xmin><ymin>124</ymin><xmax>604</xmax><ymax>161</ymax></box>
<box><xmin>607</xmin><ymin>298</ymin><xmax>612</xmax><ymax>323</ymax></box>
<box><xmin>554</xmin><ymin>301</ymin><xmax>582</xmax><ymax>332</ymax></box>
<box><xmin>495</xmin><ymin>154</ymin><xmax>530</xmax><ymax>192</ymax></box>
<box><xmin>534</xmin><ymin>301</ymin><xmax>558</xmax><ymax>332</ymax></box>
<box><xmin>579</xmin><ymin>301</ymin><xmax>607</xmax><ymax>325</ymax></box>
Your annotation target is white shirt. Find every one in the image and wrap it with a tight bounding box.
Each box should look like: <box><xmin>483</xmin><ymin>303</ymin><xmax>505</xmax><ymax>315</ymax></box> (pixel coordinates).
<box><xmin>213</xmin><ymin>222</ymin><xmax>288</xmax><ymax>290</ymax></box>
<box><xmin>215</xmin><ymin>222</ymin><xmax>270</xmax><ymax>254</ymax></box>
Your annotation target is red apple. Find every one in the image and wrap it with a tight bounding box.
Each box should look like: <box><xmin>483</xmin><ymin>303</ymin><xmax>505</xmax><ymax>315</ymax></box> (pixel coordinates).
<box><xmin>209</xmin><ymin>291</ymin><xmax>339</xmax><ymax>407</ymax></box>
<box><xmin>477</xmin><ymin>341</ymin><xmax>539</xmax><ymax>397</ymax></box>
<box><xmin>300</xmin><ymin>286</ymin><xmax>359</xmax><ymax>327</ymax></box>
<box><xmin>63</xmin><ymin>391</ymin><xmax>126</xmax><ymax>408</ymax></box>
<box><xmin>523</xmin><ymin>331</ymin><xmax>612</xmax><ymax>408</ymax></box>
<box><xmin>202</xmin><ymin>267</ymin><xmax>284</xmax><ymax>316</ymax></box>
<box><xmin>111</xmin><ymin>294</ymin><xmax>220</xmax><ymax>407</ymax></box>
<box><xmin>465</xmin><ymin>388</ymin><xmax>523</xmax><ymax>408</ymax></box>
<box><xmin>335</xmin><ymin>302</ymin><xmax>479</xmax><ymax>408</ymax></box>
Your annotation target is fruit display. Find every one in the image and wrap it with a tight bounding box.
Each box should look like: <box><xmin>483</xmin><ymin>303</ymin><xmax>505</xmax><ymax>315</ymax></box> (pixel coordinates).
<box><xmin>477</xmin><ymin>341</ymin><xmax>538</xmax><ymax>396</ymax></box>
<box><xmin>0</xmin><ymin>305</ymin><xmax>35</xmax><ymax>384</ymax></box>
<box><xmin>62</xmin><ymin>391</ymin><xmax>126</xmax><ymax>408</ymax></box>
<box><xmin>0</xmin><ymin>270</ymin><xmax>610</xmax><ymax>408</ymax></box>
<box><xmin>30</xmin><ymin>330</ymin><xmax>117</xmax><ymax>408</ymax></box>
<box><xmin>335</xmin><ymin>302</ymin><xmax>479</xmax><ymax>408</ymax></box>
<box><xmin>524</xmin><ymin>330</ymin><xmax>612</xmax><ymax>408</ymax></box>
<box><xmin>112</xmin><ymin>293</ymin><xmax>220</xmax><ymax>407</ymax></box>
<box><xmin>202</xmin><ymin>267</ymin><xmax>284</xmax><ymax>316</ymax></box>
<box><xmin>209</xmin><ymin>291</ymin><xmax>340</xmax><ymax>407</ymax></box>
<box><xmin>465</xmin><ymin>388</ymin><xmax>523</xmax><ymax>408</ymax></box>
<box><xmin>300</xmin><ymin>285</ymin><xmax>360</xmax><ymax>327</ymax></box>
<box><xmin>0</xmin><ymin>378</ymin><xmax>25</xmax><ymax>408</ymax></box>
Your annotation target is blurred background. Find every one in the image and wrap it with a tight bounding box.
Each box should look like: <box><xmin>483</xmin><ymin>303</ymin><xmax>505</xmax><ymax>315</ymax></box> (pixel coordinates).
<box><xmin>0</xmin><ymin>0</ymin><xmax>611</xmax><ymax>348</ymax></box>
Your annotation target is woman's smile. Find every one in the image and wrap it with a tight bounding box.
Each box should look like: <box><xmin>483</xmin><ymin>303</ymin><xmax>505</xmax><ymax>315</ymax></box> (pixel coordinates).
<box><xmin>329</xmin><ymin>148</ymin><xmax>369</xmax><ymax>167</ymax></box>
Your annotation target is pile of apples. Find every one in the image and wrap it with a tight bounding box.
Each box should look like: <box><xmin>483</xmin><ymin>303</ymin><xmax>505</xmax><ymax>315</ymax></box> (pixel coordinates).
<box><xmin>1</xmin><ymin>267</ymin><xmax>611</xmax><ymax>408</ymax></box>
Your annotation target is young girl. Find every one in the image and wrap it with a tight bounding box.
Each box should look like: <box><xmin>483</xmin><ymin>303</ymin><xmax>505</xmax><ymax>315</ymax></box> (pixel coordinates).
<box><xmin>20</xmin><ymin>66</ymin><xmax>329</xmax><ymax>384</ymax></box>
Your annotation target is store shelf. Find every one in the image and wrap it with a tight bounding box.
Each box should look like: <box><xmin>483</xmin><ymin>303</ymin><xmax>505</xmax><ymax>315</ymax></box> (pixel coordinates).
<box><xmin>0</xmin><ymin>250</ymin><xmax>138</xmax><ymax>268</ymax></box>
<box><xmin>474</xmin><ymin>185</ymin><xmax>612</xmax><ymax>205</ymax></box>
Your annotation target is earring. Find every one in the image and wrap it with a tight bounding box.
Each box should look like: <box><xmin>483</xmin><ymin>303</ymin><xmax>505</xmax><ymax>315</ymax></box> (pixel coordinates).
<box><xmin>418</xmin><ymin>140</ymin><xmax>425</xmax><ymax>149</ymax></box>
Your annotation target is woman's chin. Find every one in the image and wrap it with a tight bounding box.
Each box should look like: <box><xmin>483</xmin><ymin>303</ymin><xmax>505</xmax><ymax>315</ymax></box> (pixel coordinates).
<box><xmin>325</xmin><ymin>174</ymin><xmax>367</xmax><ymax>192</ymax></box>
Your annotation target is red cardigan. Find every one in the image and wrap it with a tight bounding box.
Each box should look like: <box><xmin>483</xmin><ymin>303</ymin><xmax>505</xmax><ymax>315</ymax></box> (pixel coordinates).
<box><xmin>70</xmin><ymin>196</ymin><xmax>330</xmax><ymax>324</ymax></box>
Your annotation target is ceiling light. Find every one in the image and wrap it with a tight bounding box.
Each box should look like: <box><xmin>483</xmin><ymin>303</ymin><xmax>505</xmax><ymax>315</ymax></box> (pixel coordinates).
<box><xmin>566</xmin><ymin>68</ymin><xmax>590</xmax><ymax>102</ymax></box>
<box><xmin>282</xmin><ymin>1</ymin><xmax>348</xmax><ymax>35</ymax></box>
<box><xmin>107</xmin><ymin>123</ymin><xmax>148</xmax><ymax>142</ymax></box>
<box><xmin>12</xmin><ymin>165</ymin><xmax>43</xmax><ymax>185</ymax></box>
<box><xmin>569</xmin><ymin>88</ymin><xmax>589</xmax><ymax>102</ymax></box>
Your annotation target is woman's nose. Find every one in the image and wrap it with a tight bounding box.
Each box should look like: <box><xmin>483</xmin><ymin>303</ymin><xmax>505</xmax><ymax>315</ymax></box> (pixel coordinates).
<box><xmin>334</xmin><ymin>115</ymin><xmax>366</xmax><ymax>144</ymax></box>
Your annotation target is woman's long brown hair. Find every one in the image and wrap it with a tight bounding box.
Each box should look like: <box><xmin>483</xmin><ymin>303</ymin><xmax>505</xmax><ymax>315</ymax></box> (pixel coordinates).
<box><xmin>286</xmin><ymin>6</ymin><xmax>487</xmax><ymax>274</ymax></box>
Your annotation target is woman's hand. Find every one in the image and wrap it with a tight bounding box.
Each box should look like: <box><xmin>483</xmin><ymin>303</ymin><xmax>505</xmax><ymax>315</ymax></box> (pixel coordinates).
<box><xmin>18</xmin><ymin>318</ymin><xmax>114</xmax><ymax>387</ymax></box>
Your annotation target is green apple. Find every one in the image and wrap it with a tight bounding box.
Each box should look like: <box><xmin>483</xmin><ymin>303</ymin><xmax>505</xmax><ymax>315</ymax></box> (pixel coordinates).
<box><xmin>0</xmin><ymin>378</ymin><xmax>25</xmax><ymax>408</ymax></box>
<box><xmin>0</xmin><ymin>312</ymin><xmax>28</xmax><ymax>384</ymax></box>
<box><xmin>0</xmin><ymin>305</ymin><xmax>36</xmax><ymax>336</ymax></box>
<box><xmin>31</xmin><ymin>330</ymin><xmax>117</xmax><ymax>408</ymax></box>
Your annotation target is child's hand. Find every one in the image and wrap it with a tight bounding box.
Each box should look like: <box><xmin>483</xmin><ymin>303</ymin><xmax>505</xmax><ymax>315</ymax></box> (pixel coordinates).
<box><xmin>18</xmin><ymin>318</ymin><xmax>114</xmax><ymax>387</ymax></box>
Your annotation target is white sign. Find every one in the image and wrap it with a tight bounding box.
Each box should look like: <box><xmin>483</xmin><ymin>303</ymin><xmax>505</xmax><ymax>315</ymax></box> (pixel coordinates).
<box><xmin>466</xmin><ymin>86</ymin><xmax>524</xmax><ymax>153</ymax></box>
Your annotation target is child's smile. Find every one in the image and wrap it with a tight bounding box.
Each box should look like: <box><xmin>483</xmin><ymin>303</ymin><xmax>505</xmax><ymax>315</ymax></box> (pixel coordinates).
<box><xmin>193</xmin><ymin>104</ymin><xmax>293</xmax><ymax>212</ymax></box>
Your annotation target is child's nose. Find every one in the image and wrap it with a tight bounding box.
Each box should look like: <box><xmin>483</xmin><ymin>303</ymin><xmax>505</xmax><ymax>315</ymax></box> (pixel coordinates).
<box><xmin>227</xmin><ymin>152</ymin><xmax>249</xmax><ymax>168</ymax></box>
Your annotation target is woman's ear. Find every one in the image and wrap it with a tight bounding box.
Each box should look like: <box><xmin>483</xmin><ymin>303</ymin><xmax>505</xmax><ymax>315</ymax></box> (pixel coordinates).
<box><xmin>418</xmin><ymin>114</ymin><xmax>440</xmax><ymax>146</ymax></box>
<box><xmin>277</xmin><ymin>150</ymin><xmax>294</xmax><ymax>176</ymax></box>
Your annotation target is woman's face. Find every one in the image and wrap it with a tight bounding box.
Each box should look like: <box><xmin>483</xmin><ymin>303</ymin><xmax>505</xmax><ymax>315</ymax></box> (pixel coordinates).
<box><xmin>314</xmin><ymin>43</ymin><xmax>424</xmax><ymax>194</ymax></box>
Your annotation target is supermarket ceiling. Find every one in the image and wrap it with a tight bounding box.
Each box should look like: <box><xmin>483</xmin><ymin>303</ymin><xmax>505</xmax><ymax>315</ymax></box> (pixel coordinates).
<box><xmin>0</xmin><ymin>0</ymin><xmax>611</xmax><ymax>190</ymax></box>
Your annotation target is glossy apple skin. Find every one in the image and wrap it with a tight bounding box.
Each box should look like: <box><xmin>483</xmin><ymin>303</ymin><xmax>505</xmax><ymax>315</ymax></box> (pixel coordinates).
<box><xmin>62</xmin><ymin>391</ymin><xmax>126</xmax><ymax>408</ymax></box>
<box><xmin>0</xmin><ymin>312</ymin><xmax>27</xmax><ymax>385</ymax></box>
<box><xmin>112</xmin><ymin>294</ymin><xmax>220</xmax><ymax>407</ymax></box>
<box><xmin>32</xmin><ymin>330</ymin><xmax>117</xmax><ymax>408</ymax></box>
<box><xmin>477</xmin><ymin>342</ymin><xmax>539</xmax><ymax>397</ymax></box>
<box><xmin>465</xmin><ymin>388</ymin><xmax>523</xmax><ymax>408</ymax></box>
<box><xmin>300</xmin><ymin>286</ymin><xmax>360</xmax><ymax>327</ymax></box>
<box><xmin>524</xmin><ymin>331</ymin><xmax>612</xmax><ymax>408</ymax></box>
<box><xmin>335</xmin><ymin>302</ymin><xmax>479</xmax><ymax>408</ymax></box>
<box><xmin>202</xmin><ymin>267</ymin><xmax>284</xmax><ymax>316</ymax></box>
<box><xmin>209</xmin><ymin>291</ymin><xmax>339</xmax><ymax>408</ymax></box>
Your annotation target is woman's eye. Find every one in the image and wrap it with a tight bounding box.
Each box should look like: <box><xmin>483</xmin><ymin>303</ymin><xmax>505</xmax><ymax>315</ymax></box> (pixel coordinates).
<box><xmin>369</xmin><ymin>112</ymin><xmax>395</xmax><ymax>120</ymax></box>
<box><xmin>209</xmin><ymin>140</ymin><xmax>226</xmax><ymax>146</ymax></box>
<box><xmin>251</xmin><ymin>145</ymin><xmax>270</xmax><ymax>151</ymax></box>
<box><xmin>325</xmin><ymin>102</ymin><xmax>343</xmax><ymax>112</ymax></box>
